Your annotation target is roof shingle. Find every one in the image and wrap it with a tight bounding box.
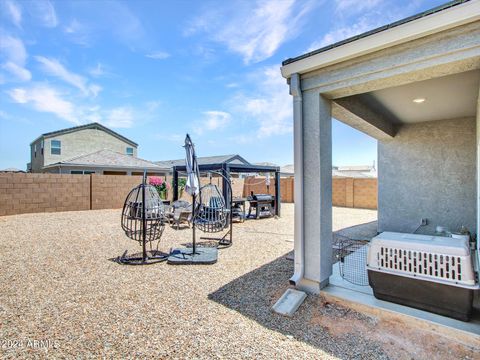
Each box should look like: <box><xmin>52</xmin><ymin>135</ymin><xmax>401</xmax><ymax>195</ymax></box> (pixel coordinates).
<box><xmin>46</xmin><ymin>149</ymin><xmax>168</xmax><ymax>170</ymax></box>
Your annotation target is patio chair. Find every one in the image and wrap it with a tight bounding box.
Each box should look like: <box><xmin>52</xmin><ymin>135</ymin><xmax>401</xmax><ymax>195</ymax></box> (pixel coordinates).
<box><xmin>169</xmin><ymin>200</ymin><xmax>192</xmax><ymax>230</ymax></box>
<box><xmin>194</xmin><ymin>183</ymin><xmax>231</xmax><ymax>243</ymax></box>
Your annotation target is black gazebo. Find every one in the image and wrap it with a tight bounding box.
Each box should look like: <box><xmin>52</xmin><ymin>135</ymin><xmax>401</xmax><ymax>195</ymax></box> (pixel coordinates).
<box><xmin>172</xmin><ymin>162</ymin><xmax>281</xmax><ymax>216</ymax></box>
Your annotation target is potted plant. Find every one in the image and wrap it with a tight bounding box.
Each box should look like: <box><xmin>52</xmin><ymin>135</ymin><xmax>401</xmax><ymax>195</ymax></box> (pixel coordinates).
<box><xmin>177</xmin><ymin>178</ymin><xmax>187</xmax><ymax>198</ymax></box>
<box><xmin>149</xmin><ymin>176</ymin><xmax>170</xmax><ymax>200</ymax></box>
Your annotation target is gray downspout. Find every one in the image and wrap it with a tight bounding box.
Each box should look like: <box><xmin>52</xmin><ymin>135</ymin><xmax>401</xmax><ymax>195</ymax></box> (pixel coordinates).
<box><xmin>289</xmin><ymin>73</ymin><xmax>305</xmax><ymax>286</ymax></box>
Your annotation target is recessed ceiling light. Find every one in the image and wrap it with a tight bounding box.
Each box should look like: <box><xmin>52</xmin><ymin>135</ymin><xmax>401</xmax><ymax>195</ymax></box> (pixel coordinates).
<box><xmin>413</xmin><ymin>98</ymin><xmax>426</xmax><ymax>104</ymax></box>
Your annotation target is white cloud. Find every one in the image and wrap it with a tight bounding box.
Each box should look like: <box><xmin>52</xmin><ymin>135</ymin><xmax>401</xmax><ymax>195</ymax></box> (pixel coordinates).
<box><xmin>2</xmin><ymin>62</ymin><xmax>31</xmax><ymax>81</ymax></box>
<box><xmin>6</xmin><ymin>83</ymin><xmax>141</xmax><ymax>129</ymax></box>
<box><xmin>106</xmin><ymin>1</ymin><xmax>145</xmax><ymax>49</ymax></box>
<box><xmin>87</xmin><ymin>63</ymin><xmax>107</xmax><ymax>77</ymax></box>
<box><xmin>88</xmin><ymin>84</ymin><xmax>102</xmax><ymax>97</ymax></box>
<box><xmin>146</xmin><ymin>51</ymin><xmax>170</xmax><ymax>60</ymax></box>
<box><xmin>308</xmin><ymin>16</ymin><xmax>378</xmax><ymax>51</ymax></box>
<box><xmin>64</xmin><ymin>19</ymin><xmax>81</xmax><ymax>34</ymax></box>
<box><xmin>231</xmin><ymin>66</ymin><xmax>292</xmax><ymax>137</ymax></box>
<box><xmin>0</xmin><ymin>34</ymin><xmax>27</xmax><ymax>65</ymax></box>
<box><xmin>194</xmin><ymin>111</ymin><xmax>232</xmax><ymax>135</ymax></box>
<box><xmin>307</xmin><ymin>0</ymin><xmax>421</xmax><ymax>52</ymax></box>
<box><xmin>155</xmin><ymin>133</ymin><xmax>184</xmax><ymax>142</ymax></box>
<box><xmin>334</xmin><ymin>0</ymin><xmax>382</xmax><ymax>14</ymax></box>
<box><xmin>63</xmin><ymin>19</ymin><xmax>91</xmax><ymax>46</ymax></box>
<box><xmin>29</xmin><ymin>0</ymin><xmax>58</xmax><ymax>28</ymax></box>
<box><xmin>3</xmin><ymin>0</ymin><xmax>22</xmax><ymax>28</ymax></box>
<box><xmin>104</xmin><ymin>107</ymin><xmax>134</xmax><ymax>128</ymax></box>
<box><xmin>8</xmin><ymin>85</ymin><xmax>77</xmax><ymax>123</ymax></box>
<box><xmin>145</xmin><ymin>101</ymin><xmax>161</xmax><ymax>112</ymax></box>
<box><xmin>35</xmin><ymin>56</ymin><xmax>101</xmax><ymax>97</ymax></box>
<box><xmin>0</xmin><ymin>34</ymin><xmax>30</xmax><ymax>82</ymax></box>
<box><xmin>186</xmin><ymin>0</ymin><xmax>314</xmax><ymax>64</ymax></box>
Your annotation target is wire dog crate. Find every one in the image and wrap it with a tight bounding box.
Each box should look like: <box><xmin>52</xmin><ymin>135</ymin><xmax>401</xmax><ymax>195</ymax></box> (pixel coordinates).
<box><xmin>333</xmin><ymin>234</ymin><xmax>369</xmax><ymax>286</ymax></box>
<box><xmin>367</xmin><ymin>232</ymin><xmax>479</xmax><ymax>321</ymax></box>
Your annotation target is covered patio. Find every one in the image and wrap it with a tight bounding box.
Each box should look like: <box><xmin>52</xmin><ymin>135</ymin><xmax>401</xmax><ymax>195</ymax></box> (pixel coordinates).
<box><xmin>281</xmin><ymin>0</ymin><xmax>480</xmax><ymax>333</ymax></box>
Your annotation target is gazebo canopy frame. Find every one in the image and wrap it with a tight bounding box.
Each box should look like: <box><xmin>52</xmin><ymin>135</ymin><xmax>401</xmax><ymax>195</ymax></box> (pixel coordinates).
<box><xmin>172</xmin><ymin>163</ymin><xmax>281</xmax><ymax>217</ymax></box>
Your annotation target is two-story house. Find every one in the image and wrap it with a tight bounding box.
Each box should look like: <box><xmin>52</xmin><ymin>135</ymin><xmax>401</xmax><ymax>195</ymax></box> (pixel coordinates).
<box><xmin>29</xmin><ymin>123</ymin><xmax>168</xmax><ymax>175</ymax></box>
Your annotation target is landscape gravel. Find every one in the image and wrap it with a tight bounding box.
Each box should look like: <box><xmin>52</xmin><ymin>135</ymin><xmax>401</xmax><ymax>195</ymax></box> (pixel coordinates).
<box><xmin>0</xmin><ymin>204</ymin><xmax>476</xmax><ymax>359</ymax></box>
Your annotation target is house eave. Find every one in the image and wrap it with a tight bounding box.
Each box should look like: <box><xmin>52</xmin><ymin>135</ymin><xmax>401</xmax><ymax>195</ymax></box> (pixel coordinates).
<box><xmin>280</xmin><ymin>0</ymin><xmax>480</xmax><ymax>79</ymax></box>
<box><xmin>43</xmin><ymin>163</ymin><xmax>169</xmax><ymax>172</ymax></box>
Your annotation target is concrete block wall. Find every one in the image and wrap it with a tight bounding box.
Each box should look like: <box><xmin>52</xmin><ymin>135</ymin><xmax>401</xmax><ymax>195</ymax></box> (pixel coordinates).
<box><xmin>242</xmin><ymin>176</ymin><xmax>294</xmax><ymax>202</ymax></box>
<box><xmin>353</xmin><ymin>178</ymin><xmax>377</xmax><ymax>209</ymax></box>
<box><xmin>326</xmin><ymin>177</ymin><xmax>377</xmax><ymax>209</ymax></box>
<box><xmin>0</xmin><ymin>173</ymin><xmax>377</xmax><ymax>216</ymax></box>
<box><xmin>332</xmin><ymin>178</ymin><xmax>347</xmax><ymax>206</ymax></box>
<box><xmin>0</xmin><ymin>173</ymin><xmax>90</xmax><ymax>216</ymax></box>
<box><xmin>90</xmin><ymin>174</ymin><xmax>144</xmax><ymax>210</ymax></box>
<box><xmin>242</xmin><ymin>176</ymin><xmax>376</xmax><ymax>207</ymax></box>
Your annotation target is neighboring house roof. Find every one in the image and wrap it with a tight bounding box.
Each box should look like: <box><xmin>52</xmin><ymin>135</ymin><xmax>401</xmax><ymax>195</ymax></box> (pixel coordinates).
<box><xmin>279</xmin><ymin>164</ymin><xmax>377</xmax><ymax>178</ymax></box>
<box><xmin>333</xmin><ymin>170</ymin><xmax>377</xmax><ymax>179</ymax></box>
<box><xmin>254</xmin><ymin>162</ymin><xmax>277</xmax><ymax>167</ymax></box>
<box><xmin>335</xmin><ymin>165</ymin><xmax>376</xmax><ymax>172</ymax></box>
<box><xmin>0</xmin><ymin>167</ymin><xmax>25</xmax><ymax>173</ymax></box>
<box><xmin>333</xmin><ymin>165</ymin><xmax>377</xmax><ymax>178</ymax></box>
<box><xmin>43</xmin><ymin>149</ymin><xmax>168</xmax><ymax>171</ymax></box>
<box><xmin>280</xmin><ymin>164</ymin><xmax>294</xmax><ymax>176</ymax></box>
<box><xmin>281</xmin><ymin>0</ymin><xmax>477</xmax><ymax>77</ymax></box>
<box><xmin>155</xmin><ymin>154</ymin><xmax>250</xmax><ymax>168</ymax></box>
<box><xmin>30</xmin><ymin>122</ymin><xmax>138</xmax><ymax>147</ymax></box>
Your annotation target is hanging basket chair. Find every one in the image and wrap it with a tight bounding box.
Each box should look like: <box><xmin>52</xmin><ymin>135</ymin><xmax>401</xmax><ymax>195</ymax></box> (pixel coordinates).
<box><xmin>121</xmin><ymin>184</ymin><xmax>165</xmax><ymax>243</ymax></box>
<box><xmin>193</xmin><ymin>183</ymin><xmax>229</xmax><ymax>233</ymax></box>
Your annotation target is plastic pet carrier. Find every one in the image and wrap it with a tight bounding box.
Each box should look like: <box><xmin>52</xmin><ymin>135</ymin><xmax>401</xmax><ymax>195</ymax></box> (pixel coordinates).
<box><xmin>367</xmin><ymin>232</ymin><xmax>479</xmax><ymax>321</ymax></box>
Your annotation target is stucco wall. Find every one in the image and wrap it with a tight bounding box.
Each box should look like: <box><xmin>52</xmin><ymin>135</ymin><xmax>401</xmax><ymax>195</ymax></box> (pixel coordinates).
<box><xmin>42</xmin><ymin>128</ymin><xmax>137</xmax><ymax>167</ymax></box>
<box><xmin>378</xmin><ymin>117</ymin><xmax>476</xmax><ymax>235</ymax></box>
<box><xmin>30</xmin><ymin>138</ymin><xmax>45</xmax><ymax>172</ymax></box>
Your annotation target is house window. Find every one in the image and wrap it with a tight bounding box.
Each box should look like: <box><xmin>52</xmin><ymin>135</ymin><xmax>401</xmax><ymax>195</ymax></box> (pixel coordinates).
<box><xmin>34</xmin><ymin>144</ymin><xmax>37</xmax><ymax>158</ymax></box>
<box><xmin>126</xmin><ymin>147</ymin><xmax>134</xmax><ymax>156</ymax></box>
<box><xmin>51</xmin><ymin>140</ymin><xmax>61</xmax><ymax>155</ymax></box>
<box><xmin>71</xmin><ymin>170</ymin><xmax>95</xmax><ymax>175</ymax></box>
<box><xmin>41</xmin><ymin>140</ymin><xmax>44</xmax><ymax>155</ymax></box>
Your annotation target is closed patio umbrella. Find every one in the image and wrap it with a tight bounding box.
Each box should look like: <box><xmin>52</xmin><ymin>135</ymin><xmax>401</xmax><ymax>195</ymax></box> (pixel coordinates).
<box><xmin>184</xmin><ymin>134</ymin><xmax>200</xmax><ymax>197</ymax></box>
<box><xmin>167</xmin><ymin>134</ymin><xmax>218</xmax><ymax>265</ymax></box>
<box><xmin>184</xmin><ymin>134</ymin><xmax>200</xmax><ymax>254</ymax></box>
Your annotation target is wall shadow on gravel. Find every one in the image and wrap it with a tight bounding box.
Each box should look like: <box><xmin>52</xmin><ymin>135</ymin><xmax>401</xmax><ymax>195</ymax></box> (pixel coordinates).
<box><xmin>208</xmin><ymin>253</ymin><xmax>388</xmax><ymax>359</ymax></box>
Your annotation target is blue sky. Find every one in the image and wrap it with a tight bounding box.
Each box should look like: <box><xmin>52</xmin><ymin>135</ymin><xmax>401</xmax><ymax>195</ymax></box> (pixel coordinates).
<box><xmin>0</xmin><ymin>0</ymin><xmax>444</xmax><ymax>170</ymax></box>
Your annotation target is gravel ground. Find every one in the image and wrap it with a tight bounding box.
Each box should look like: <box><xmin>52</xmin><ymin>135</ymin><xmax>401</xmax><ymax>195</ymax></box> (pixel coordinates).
<box><xmin>0</xmin><ymin>204</ymin><xmax>476</xmax><ymax>359</ymax></box>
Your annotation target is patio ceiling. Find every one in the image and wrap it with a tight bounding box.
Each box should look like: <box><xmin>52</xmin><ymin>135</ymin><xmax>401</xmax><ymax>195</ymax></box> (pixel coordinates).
<box><xmin>331</xmin><ymin>68</ymin><xmax>480</xmax><ymax>140</ymax></box>
<box><xmin>355</xmin><ymin>69</ymin><xmax>480</xmax><ymax>124</ymax></box>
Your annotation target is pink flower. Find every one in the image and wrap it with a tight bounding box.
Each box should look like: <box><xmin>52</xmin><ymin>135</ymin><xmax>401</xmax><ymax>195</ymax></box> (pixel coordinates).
<box><xmin>149</xmin><ymin>176</ymin><xmax>163</xmax><ymax>186</ymax></box>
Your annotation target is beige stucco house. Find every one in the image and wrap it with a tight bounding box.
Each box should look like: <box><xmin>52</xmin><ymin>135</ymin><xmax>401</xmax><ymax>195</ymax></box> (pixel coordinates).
<box><xmin>281</xmin><ymin>0</ymin><xmax>480</xmax><ymax>302</ymax></box>
<box><xmin>29</xmin><ymin>123</ymin><xmax>168</xmax><ymax>175</ymax></box>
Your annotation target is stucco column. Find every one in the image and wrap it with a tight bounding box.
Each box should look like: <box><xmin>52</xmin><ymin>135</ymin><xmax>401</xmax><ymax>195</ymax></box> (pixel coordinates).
<box><xmin>476</xmin><ymin>82</ymin><xmax>480</xmax><ymax>271</ymax></box>
<box><xmin>302</xmin><ymin>89</ymin><xmax>333</xmax><ymax>292</ymax></box>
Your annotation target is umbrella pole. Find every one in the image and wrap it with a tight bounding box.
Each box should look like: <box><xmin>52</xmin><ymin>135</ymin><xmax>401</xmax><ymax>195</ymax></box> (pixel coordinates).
<box><xmin>192</xmin><ymin>193</ymin><xmax>196</xmax><ymax>255</ymax></box>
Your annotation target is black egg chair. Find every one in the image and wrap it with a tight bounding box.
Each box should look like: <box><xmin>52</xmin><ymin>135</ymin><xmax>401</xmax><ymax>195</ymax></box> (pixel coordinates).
<box><xmin>118</xmin><ymin>172</ymin><xmax>168</xmax><ymax>265</ymax></box>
